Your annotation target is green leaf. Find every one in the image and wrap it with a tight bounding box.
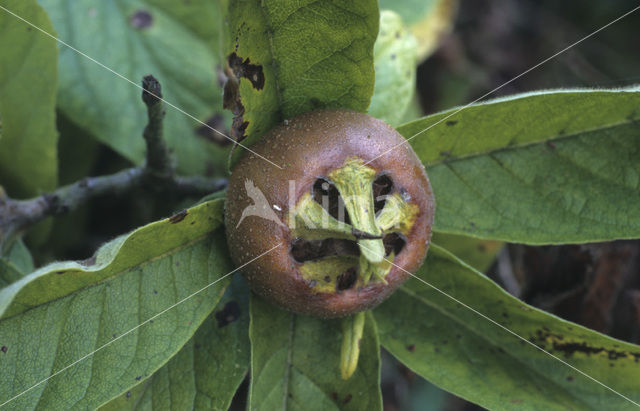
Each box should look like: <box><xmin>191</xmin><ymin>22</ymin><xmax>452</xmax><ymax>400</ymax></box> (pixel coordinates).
<box><xmin>378</xmin><ymin>0</ymin><xmax>457</xmax><ymax>62</ymax></box>
<box><xmin>0</xmin><ymin>0</ymin><xmax>58</xmax><ymax>197</ymax></box>
<box><xmin>376</xmin><ymin>245</ymin><xmax>640</xmax><ymax>410</ymax></box>
<box><xmin>0</xmin><ymin>200</ymin><xmax>235</xmax><ymax>409</ymax></box>
<box><xmin>399</xmin><ymin>89</ymin><xmax>640</xmax><ymax>244</ymax></box>
<box><xmin>368</xmin><ymin>10</ymin><xmax>417</xmax><ymax>126</ymax></box>
<box><xmin>38</xmin><ymin>0</ymin><xmax>230</xmax><ymax>176</ymax></box>
<box><xmin>249</xmin><ymin>296</ymin><xmax>382</xmax><ymax>411</ymax></box>
<box><xmin>431</xmin><ymin>233</ymin><xmax>501</xmax><ymax>272</ymax></box>
<box><xmin>99</xmin><ymin>275</ymin><xmax>250</xmax><ymax>411</ymax></box>
<box><xmin>221</xmin><ymin>0</ymin><xmax>379</xmax><ymax>166</ymax></box>
<box><xmin>0</xmin><ymin>240</ymin><xmax>34</xmax><ymax>288</ymax></box>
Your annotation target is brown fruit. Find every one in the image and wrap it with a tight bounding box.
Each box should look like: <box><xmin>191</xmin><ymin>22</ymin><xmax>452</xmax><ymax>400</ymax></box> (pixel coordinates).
<box><xmin>225</xmin><ymin>109</ymin><xmax>435</xmax><ymax>318</ymax></box>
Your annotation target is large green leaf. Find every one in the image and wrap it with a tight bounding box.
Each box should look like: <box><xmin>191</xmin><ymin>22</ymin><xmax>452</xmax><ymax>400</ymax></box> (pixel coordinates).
<box><xmin>221</xmin><ymin>0</ymin><xmax>379</xmax><ymax>166</ymax></box>
<box><xmin>249</xmin><ymin>296</ymin><xmax>382</xmax><ymax>411</ymax></box>
<box><xmin>38</xmin><ymin>0</ymin><xmax>230</xmax><ymax>175</ymax></box>
<box><xmin>99</xmin><ymin>276</ymin><xmax>250</xmax><ymax>411</ymax></box>
<box><xmin>0</xmin><ymin>200</ymin><xmax>235</xmax><ymax>409</ymax></box>
<box><xmin>376</xmin><ymin>245</ymin><xmax>640</xmax><ymax>410</ymax></box>
<box><xmin>0</xmin><ymin>0</ymin><xmax>58</xmax><ymax>197</ymax></box>
<box><xmin>368</xmin><ymin>10</ymin><xmax>417</xmax><ymax>126</ymax></box>
<box><xmin>398</xmin><ymin>89</ymin><xmax>640</xmax><ymax>244</ymax></box>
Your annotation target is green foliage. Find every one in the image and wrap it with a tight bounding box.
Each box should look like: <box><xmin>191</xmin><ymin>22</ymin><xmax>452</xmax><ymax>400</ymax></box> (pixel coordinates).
<box><xmin>0</xmin><ymin>200</ymin><xmax>233</xmax><ymax>409</ymax></box>
<box><xmin>400</xmin><ymin>90</ymin><xmax>640</xmax><ymax>244</ymax></box>
<box><xmin>378</xmin><ymin>0</ymin><xmax>457</xmax><ymax>61</ymax></box>
<box><xmin>368</xmin><ymin>10</ymin><xmax>417</xmax><ymax>126</ymax></box>
<box><xmin>37</xmin><ymin>0</ymin><xmax>230</xmax><ymax>175</ymax></box>
<box><xmin>99</xmin><ymin>276</ymin><xmax>250</xmax><ymax>411</ymax></box>
<box><xmin>249</xmin><ymin>296</ymin><xmax>382</xmax><ymax>411</ymax></box>
<box><xmin>376</xmin><ymin>245</ymin><xmax>640</xmax><ymax>410</ymax></box>
<box><xmin>1</xmin><ymin>1</ymin><xmax>640</xmax><ymax>410</ymax></box>
<box><xmin>221</xmin><ymin>0</ymin><xmax>379</xmax><ymax>166</ymax></box>
<box><xmin>0</xmin><ymin>0</ymin><xmax>58</xmax><ymax>197</ymax></box>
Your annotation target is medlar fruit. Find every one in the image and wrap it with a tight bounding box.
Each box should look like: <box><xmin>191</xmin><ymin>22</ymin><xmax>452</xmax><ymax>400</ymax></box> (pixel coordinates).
<box><xmin>225</xmin><ymin>109</ymin><xmax>435</xmax><ymax>318</ymax></box>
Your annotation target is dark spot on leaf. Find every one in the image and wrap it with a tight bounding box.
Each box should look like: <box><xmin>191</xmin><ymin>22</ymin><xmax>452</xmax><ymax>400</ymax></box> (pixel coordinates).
<box><xmin>343</xmin><ymin>394</ymin><xmax>352</xmax><ymax>404</ymax></box>
<box><xmin>56</xmin><ymin>270</ymin><xmax>66</xmax><ymax>275</ymax></box>
<box><xmin>130</xmin><ymin>10</ymin><xmax>153</xmax><ymax>29</ymax></box>
<box><xmin>153</xmin><ymin>290</ymin><xmax>158</xmax><ymax>295</ymax></box>
<box><xmin>434</xmin><ymin>347</ymin><xmax>440</xmax><ymax>353</ymax></box>
<box><xmin>1</xmin><ymin>346</ymin><xmax>7</xmax><ymax>353</ymax></box>
<box><xmin>510</xmin><ymin>400</ymin><xmax>523</xmax><ymax>404</ymax></box>
<box><xmin>126</xmin><ymin>391</ymin><xmax>131</xmax><ymax>398</ymax></box>
<box><xmin>196</xmin><ymin>113</ymin><xmax>231</xmax><ymax>146</ymax></box>
<box><xmin>446</xmin><ymin>120</ymin><xmax>458</xmax><ymax>126</ymax></box>
<box><xmin>395</xmin><ymin>31</ymin><xmax>401</xmax><ymax>39</ymax></box>
<box><xmin>546</xmin><ymin>140</ymin><xmax>557</xmax><ymax>149</ymax></box>
<box><xmin>456</xmin><ymin>334</ymin><xmax>462</xmax><ymax>339</ymax></box>
<box><xmin>324</xmin><ymin>275</ymin><xmax>331</xmax><ymax>282</ymax></box>
<box><xmin>390</xmin><ymin>54</ymin><xmax>396</xmax><ymax>60</ymax></box>
<box><xmin>223</xmin><ymin>52</ymin><xmax>265</xmax><ymax>143</ymax></box>
<box><xmin>440</xmin><ymin>151</ymin><xmax>451</xmax><ymax>157</ymax></box>
<box><xmin>502</xmin><ymin>312</ymin><xmax>509</xmax><ymax>318</ymax></box>
<box><xmin>113</xmin><ymin>333</ymin><xmax>117</xmax><ymax>338</ymax></box>
<box><xmin>407</xmin><ymin>344</ymin><xmax>416</xmax><ymax>352</ymax></box>
<box><xmin>135</xmin><ymin>376</ymin><xmax>142</xmax><ymax>381</ymax></box>
<box><xmin>195</xmin><ymin>343</ymin><xmax>201</xmax><ymax>349</ymax></box>
<box><xmin>215</xmin><ymin>301</ymin><xmax>241</xmax><ymax>327</ymax></box>
<box><xmin>169</xmin><ymin>209</ymin><xmax>188</xmax><ymax>223</ymax></box>
<box><xmin>566</xmin><ymin>376</ymin><xmax>574</xmax><ymax>382</ymax></box>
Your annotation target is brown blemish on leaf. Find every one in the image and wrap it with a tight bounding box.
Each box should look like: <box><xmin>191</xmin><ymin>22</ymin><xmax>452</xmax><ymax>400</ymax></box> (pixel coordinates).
<box><xmin>130</xmin><ymin>10</ymin><xmax>153</xmax><ymax>29</ymax></box>
<box><xmin>343</xmin><ymin>394</ymin><xmax>352</xmax><ymax>404</ymax></box>
<box><xmin>1</xmin><ymin>346</ymin><xmax>7</xmax><ymax>353</ymax></box>
<box><xmin>126</xmin><ymin>391</ymin><xmax>131</xmax><ymax>398</ymax></box>
<box><xmin>215</xmin><ymin>301</ymin><xmax>241</xmax><ymax>327</ymax></box>
<box><xmin>407</xmin><ymin>344</ymin><xmax>416</xmax><ymax>352</ymax></box>
<box><xmin>223</xmin><ymin>52</ymin><xmax>265</xmax><ymax>142</ymax></box>
<box><xmin>169</xmin><ymin>209</ymin><xmax>188</xmax><ymax>224</ymax></box>
<box><xmin>529</xmin><ymin>328</ymin><xmax>640</xmax><ymax>361</ymax></box>
<box><xmin>446</xmin><ymin>120</ymin><xmax>458</xmax><ymax>126</ymax></box>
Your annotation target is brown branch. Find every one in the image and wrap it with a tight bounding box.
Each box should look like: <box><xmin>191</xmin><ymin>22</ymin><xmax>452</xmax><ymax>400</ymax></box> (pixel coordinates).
<box><xmin>0</xmin><ymin>75</ymin><xmax>226</xmax><ymax>250</ymax></box>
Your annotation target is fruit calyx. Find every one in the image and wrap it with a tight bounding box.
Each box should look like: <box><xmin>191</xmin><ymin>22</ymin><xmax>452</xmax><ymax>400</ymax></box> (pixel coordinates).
<box><xmin>288</xmin><ymin>156</ymin><xmax>419</xmax><ymax>293</ymax></box>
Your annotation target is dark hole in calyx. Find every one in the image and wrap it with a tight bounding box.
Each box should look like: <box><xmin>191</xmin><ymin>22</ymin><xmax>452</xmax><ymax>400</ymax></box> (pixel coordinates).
<box><xmin>291</xmin><ymin>238</ymin><xmax>360</xmax><ymax>263</ymax></box>
<box><xmin>383</xmin><ymin>233</ymin><xmax>406</xmax><ymax>256</ymax></box>
<box><xmin>337</xmin><ymin>267</ymin><xmax>358</xmax><ymax>291</ymax></box>
<box><xmin>373</xmin><ymin>173</ymin><xmax>393</xmax><ymax>214</ymax></box>
<box><xmin>312</xmin><ymin>178</ymin><xmax>351</xmax><ymax>224</ymax></box>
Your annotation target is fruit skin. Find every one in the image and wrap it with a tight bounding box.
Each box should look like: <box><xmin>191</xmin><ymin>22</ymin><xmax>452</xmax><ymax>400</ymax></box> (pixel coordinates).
<box><xmin>225</xmin><ymin>109</ymin><xmax>435</xmax><ymax>318</ymax></box>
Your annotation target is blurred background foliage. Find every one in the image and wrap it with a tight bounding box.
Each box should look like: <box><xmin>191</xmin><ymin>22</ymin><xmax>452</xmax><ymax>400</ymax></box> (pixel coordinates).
<box><xmin>7</xmin><ymin>0</ymin><xmax>640</xmax><ymax>409</ymax></box>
